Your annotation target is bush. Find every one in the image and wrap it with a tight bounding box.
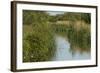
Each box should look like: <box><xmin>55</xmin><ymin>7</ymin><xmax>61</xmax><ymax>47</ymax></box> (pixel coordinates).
<box><xmin>23</xmin><ymin>23</ymin><xmax>56</xmax><ymax>62</ymax></box>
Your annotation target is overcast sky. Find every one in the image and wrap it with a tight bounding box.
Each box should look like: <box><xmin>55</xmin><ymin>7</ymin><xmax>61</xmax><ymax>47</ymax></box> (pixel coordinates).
<box><xmin>46</xmin><ymin>11</ymin><xmax>65</xmax><ymax>16</ymax></box>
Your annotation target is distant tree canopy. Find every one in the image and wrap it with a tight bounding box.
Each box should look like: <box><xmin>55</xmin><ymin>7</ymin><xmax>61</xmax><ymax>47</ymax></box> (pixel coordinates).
<box><xmin>81</xmin><ymin>13</ymin><xmax>91</xmax><ymax>24</ymax></box>
<box><xmin>48</xmin><ymin>12</ymin><xmax>91</xmax><ymax>24</ymax></box>
<box><xmin>23</xmin><ymin>10</ymin><xmax>49</xmax><ymax>25</ymax></box>
<box><xmin>23</xmin><ymin>11</ymin><xmax>91</xmax><ymax>25</ymax></box>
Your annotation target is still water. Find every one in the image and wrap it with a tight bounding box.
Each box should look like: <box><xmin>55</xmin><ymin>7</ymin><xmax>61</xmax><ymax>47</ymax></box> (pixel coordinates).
<box><xmin>52</xmin><ymin>35</ymin><xmax>90</xmax><ymax>61</ymax></box>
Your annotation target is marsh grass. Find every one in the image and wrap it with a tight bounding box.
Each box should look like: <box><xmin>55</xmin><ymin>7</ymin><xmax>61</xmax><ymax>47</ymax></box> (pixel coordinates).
<box><xmin>53</xmin><ymin>21</ymin><xmax>91</xmax><ymax>53</ymax></box>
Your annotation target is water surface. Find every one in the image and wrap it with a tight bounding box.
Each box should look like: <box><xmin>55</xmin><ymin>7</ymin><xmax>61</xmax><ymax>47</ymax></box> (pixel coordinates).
<box><xmin>52</xmin><ymin>35</ymin><xmax>90</xmax><ymax>61</ymax></box>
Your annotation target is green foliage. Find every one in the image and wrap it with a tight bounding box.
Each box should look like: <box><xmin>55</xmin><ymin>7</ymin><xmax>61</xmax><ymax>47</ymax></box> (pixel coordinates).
<box><xmin>23</xmin><ymin>10</ymin><xmax>55</xmax><ymax>62</ymax></box>
<box><xmin>23</xmin><ymin>10</ymin><xmax>49</xmax><ymax>25</ymax></box>
<box><xmin>23</xmin><ymin>31</ymin><xmax>55</xmax><ymax>62</ymax></box>
<box><xmin>67</xmin><ymin>25</ymin><xmax>91</xmax><ymax>51</ymax></box>
<box><xmin>81</xmin><ymin>13</ymin><xmax>91</xmax><ymax>24</ymax></box>
<box><xmin>48</xmin><ymin>12</ymin><xmax>91</xmax><ymax>24</ymax></box>
<box><xmin>53</xmin><ymin>23</ymin><xmax>91</xmax><ymax>52</ymax></box>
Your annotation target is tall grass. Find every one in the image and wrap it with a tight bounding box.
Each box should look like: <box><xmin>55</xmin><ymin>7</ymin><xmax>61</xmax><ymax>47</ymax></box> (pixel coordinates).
<box><xmin>53</xmin><ymin>21</ymin><xmax>91</xmax><ymax>53</ymax></box>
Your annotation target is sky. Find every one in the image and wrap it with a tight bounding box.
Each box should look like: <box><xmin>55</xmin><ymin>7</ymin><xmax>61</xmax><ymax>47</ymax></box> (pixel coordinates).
<box><xmin>46</xmin><ymin>11</ymin><xmax>65</xmax><ymax>16</ymax></box>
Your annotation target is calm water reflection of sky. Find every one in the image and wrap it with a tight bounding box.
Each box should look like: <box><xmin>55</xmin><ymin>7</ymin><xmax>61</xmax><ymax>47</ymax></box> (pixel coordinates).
<box><xmin>52</xmin><ymin>35</ymin><xmax>91</xmax><ymax>61</ymax></box>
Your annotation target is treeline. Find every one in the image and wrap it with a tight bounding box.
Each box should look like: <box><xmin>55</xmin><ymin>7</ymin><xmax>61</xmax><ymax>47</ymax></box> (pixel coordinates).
<box><xmin>23</xmin><ymin>11</ymin><xmax>91</xmax><ymax>25</ymax></box>
<box><xmin>48</xmin><ymin>12</ymin><xmax>91</xmax><ymax>24</ymax></box>
<box><xmin>23</xmin><ymin>10</ymin><xmax>49</xmax><ymax>25</ymax></box>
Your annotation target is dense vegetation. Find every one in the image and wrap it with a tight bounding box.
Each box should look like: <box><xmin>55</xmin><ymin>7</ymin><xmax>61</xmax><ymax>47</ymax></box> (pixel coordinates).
<box><xmin>23</xmin><ymin>10</ymin><xmax>91</xmax><ymax>62</ymax></box>
<box><xmin>49</xmin><ymin>12</ymin><xmax>91</xmax><ymax>24</ymax></box>
<box><xmin>23</xmin><ymin>11</ymin><xmax>55</xmax><ymax>62</ymax></box>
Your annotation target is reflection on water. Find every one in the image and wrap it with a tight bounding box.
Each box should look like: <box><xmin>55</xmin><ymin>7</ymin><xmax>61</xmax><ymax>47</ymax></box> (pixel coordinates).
<box><xmin>52</xmin><ymin>35</ymin><xmax>90</xmax><ymax>61</ymax></box>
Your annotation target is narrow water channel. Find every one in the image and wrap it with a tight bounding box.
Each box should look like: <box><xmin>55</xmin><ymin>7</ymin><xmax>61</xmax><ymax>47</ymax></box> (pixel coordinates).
<box><xmin>52</xmin><ymin>35</ymin><xmax>90</xmax><ymax>61</ymax></box>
